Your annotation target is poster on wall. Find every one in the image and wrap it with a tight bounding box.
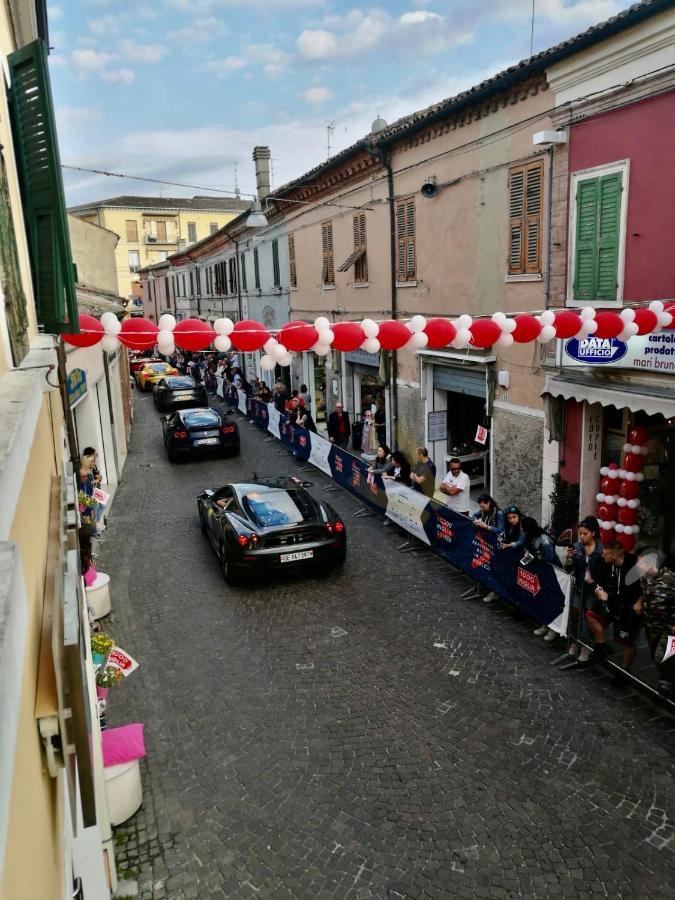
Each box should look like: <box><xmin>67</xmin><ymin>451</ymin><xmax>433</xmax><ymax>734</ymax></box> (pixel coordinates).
<box><xmin>563</xmin><ymin>333</ymin><xmax>675</xmax><ymax>373</ymax></box>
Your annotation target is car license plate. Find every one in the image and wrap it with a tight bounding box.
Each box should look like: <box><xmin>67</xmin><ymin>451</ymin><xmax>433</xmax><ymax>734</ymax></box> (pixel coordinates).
<box><xmin>195</xmin><ymin>437</ymin><xmax>219</xmax><ymax>445</ymax></box>
<box><xmin>280</xmin><ymin>550</ymin><xmax>314</xmax><ymax>563</ymax></box>
<box><xmin>175</xmin><ymin>391</ymin><xmax>194</xmax><ymax>397</ymax></box>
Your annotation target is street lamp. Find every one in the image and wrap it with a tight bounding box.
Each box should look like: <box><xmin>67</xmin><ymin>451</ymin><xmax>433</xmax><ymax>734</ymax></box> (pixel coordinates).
<box><xmin>245</xmin><ymin>198</ymin><xmax>268</xmax><ymax>228</ymax></box>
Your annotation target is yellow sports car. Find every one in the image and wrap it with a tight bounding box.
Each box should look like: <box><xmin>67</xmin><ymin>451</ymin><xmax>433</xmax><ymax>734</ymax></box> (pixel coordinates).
<box><xmin>135</xmin><ymin>362</ymin><xmax>178</xmax><ymax>391</ymax></box>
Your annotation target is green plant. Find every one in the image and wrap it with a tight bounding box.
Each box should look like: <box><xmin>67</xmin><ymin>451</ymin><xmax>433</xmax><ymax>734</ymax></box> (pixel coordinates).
<box><xmin>90</xmin><ymin>631</ymin><xmax>115</xmax><ymax>656</ymax></box>
<box><xmin>96</xmin><ymin>666</ymin><xmax>123</xmax><ymax>688</ymax></box>
<box><xmin>547</xmin><ymin>474</ymin><xmax>580</xmax><ymax>538</ymax></box>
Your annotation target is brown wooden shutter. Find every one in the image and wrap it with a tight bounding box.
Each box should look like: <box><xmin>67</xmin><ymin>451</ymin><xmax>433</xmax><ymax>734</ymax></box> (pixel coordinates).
<box><xmin>508</xmin><ymin>167</ymin><xmax>524</xmax><ymax>274</ymax></box>
<box><xmin>508</xmin><ymin>161</ymin><xmax>543</xmax><ymax>274</ymax></box>
<box><xmin>288</xmin><ymin>233</ymin><xmax>297</xmax><ymax>287</ymax></box>
<box><xmin>321</xmin><ymin>221</ymin><xmax>334</xmax><ymax>284</ymax></box>
<box><xmin>126</xmin><ymin>219</ymin><xmax>138</xmax><ymax>242</ymax></box>
<box><xmin>396</xmin><ymin>198</ymin><xmax>416</xmax><ymax>281</ymax></box>
<box><xmin>353</xmin><ymin>213</ymin><xmax>367</xmax><ymax>282</ymax></box>
<box><xmin>156</xmin><ymin>220</ymin><xmax>167</xmax><ymax>242</ymax></box>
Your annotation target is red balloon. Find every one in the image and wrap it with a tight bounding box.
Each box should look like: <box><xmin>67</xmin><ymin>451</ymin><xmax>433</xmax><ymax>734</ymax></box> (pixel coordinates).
<box><xmin>619</xmin><ymin>479</ymin><xmax>640</xmax><ymax>500</ymax></box>
<box><xmin>554</xmin><ymin>311</ymin><xmax>582</xmax><ymax>339</ymax></box>
<box><xmin>618</xmin><ymin>507</ymin><xmax>638</xmax><ymax>526</ymax></box>
<box><xmin>173</xmin><ymin>318</ymin><xmax>216</xmax><ymax>351</ymax></box>
<box><xmin>378</xmin><ymin>320</ymin><xmax>412</xmax><ymax>350</ymax></box>
<box><xmin>230</xmin><ymin>320</ymin><xmax>270</xmax><ymax>351</ymax></box>
<box><xmin>331</xmin><ymin>322</ymin><xmax>365</xmax><ymax>352</ymax></box>
<box><xmin>279</xmin><ymin>321</ymin><xmax>318</xmax><ymax>352</ymax></box>
<box><xmin>593</xmin><ymin>311</ymin><xmax>624</xmax><ymax>339</ymax></box>
<box><xmin>608</xmin><ymin>462</ymin><xmax>619</xmax><ymax>470</ymax></box>
<box><xmin>663</xmin><ymin>302</ymin><xmax>675</xmax><ymax>330</ymax></box>
<box><xmin>469</xmin><ymin>319</ymin><xmax>502</xmax><ymax>348</ymax></box>
<box><xmin>119</xmin><ymin>317</ymin><xmax>159</xmax><ymax>351</ymax></box>
<box><xmin>617</xmin><ymin>532</ymin><xmax>636</xmax><ymax>552</ymax></box>
<box><xmin>627</xmin><ymin>425</ymin><xmax>648</xmax><ymax>446</ymax></box>
<box><xmin>512</xmin><ymin>314</ymin><xmax>542</xmax><ymax>343</ymax></box>
<box><xmin>424</xmin><ymin>318</ymin><xmax>456</xmax><ymax>349</ymax></box>
<box><xmin>632</xmin><ymin>309</ymin><xmax>658</xmax><ymax>336</ymax></box>
<box><xmin>599</xmin><ymin>477</ymin><xmax>613</xmax><ymax>494</ymax></box>
<box><xmin>623</xmin><ymin>452</ymin><xmax>644</xmax><ymax>473</ymax></box>
<box><xmin>63</xmin><ymin>314</ymin><xmax>104</xmax><ymax>347</ymax></box>
<box><xmin>597</xmin><ymin>503</ymin><xmax>611</xmax><ymax>521</ymax></box>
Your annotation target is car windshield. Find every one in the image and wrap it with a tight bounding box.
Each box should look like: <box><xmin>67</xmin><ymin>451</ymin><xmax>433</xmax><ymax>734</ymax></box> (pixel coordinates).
<box><xmin>183</xmin><ymin>410</ymin><xmax>220</xmax><ymax>427</ymax></box>
<box><xmin>167</xmin><ymin>377</ymin><xmax>195</xmax><ymax>388</ymax></box>
<box><xmin>241</xmin><ymin>489</ymin><xmax>312</xmax><ymax>527</ymax></box>
<box><xmin>149</xmin><ymin>364</ymin><xmax>168</xmax><ymax>372</ymax></box>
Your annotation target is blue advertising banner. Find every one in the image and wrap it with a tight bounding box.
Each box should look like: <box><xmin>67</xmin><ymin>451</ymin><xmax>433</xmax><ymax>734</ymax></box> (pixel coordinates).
<box><xmin>236</xmin><ymin>392</ymin><xmax>570</xmax><ymax>633</ymax></box>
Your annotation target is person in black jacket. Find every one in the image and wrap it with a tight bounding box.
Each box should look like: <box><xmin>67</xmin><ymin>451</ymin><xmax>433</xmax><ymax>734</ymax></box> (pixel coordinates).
<box><xmin>327</xmin><ymin>403</ymin><xmax>350</xmax><ymax>449</ymax></box>
<box><xmin>595</xmin><ymin>540</ymin><xmax>642</xmax><ymax>670</ymax></box>
<box><xmin>382</xmin><ymin>450</ymin><xmax>411</xmax><ymax>487</ymax></box>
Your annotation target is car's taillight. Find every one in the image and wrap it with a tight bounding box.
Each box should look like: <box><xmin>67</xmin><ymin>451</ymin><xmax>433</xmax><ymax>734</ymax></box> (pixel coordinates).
<box><xmin>221</xmin><ymin>425</ymin><xmax>236</xmax><ymax>434</ymax></box>
<box><xmin>326</xmin><ymin>521</ymin><xmax>345</xmax><ymax>534</ymax></box>
<box><xmin>173</xmin><ymin>430</ymin><xmax>188</xmax><ymax>439</ymax></box>
<box><xmin>334</xmin><ymin>521</ymin><xmax>345</xmax><ymax>533</ymax></box>
<box><xmin>236</xmin><ymin>533</ymin><xmax>259</xmax><ymax>548</ymax></box>
<box><xmin>236</xmin><ymin>534</ymin><xmax>249</xmax><ymax>547</ymax></box>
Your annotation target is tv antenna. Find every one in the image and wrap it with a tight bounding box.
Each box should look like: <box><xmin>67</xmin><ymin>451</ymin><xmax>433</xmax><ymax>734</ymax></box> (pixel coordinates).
<box><xmin>326</xmin><ymin>121</ymin><xmax>336</xmax><ymax>160</ymax></box>
<box><xmin>530</xmin><ymin>0</ymin><xmax>535</xmax><ymax>58</ymax></box>
<box><xmin>234</xmin><ymin>163</ymin><xmax>241</xmax><ymax>199</ymax></box>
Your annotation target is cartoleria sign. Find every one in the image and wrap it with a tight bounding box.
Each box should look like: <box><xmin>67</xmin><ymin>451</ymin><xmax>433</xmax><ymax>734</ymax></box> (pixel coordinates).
<box><xmin>563</xmin><ymin>332</ymin><xmax>675</xmax><ymax>372</ymax></box>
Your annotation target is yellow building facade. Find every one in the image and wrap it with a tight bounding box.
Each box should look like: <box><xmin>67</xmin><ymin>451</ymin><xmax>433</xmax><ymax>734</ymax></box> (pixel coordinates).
<box><xmin>68</xmin><ymin>196</ymin><xmax>249</xmax><ymax>303</ymax></box>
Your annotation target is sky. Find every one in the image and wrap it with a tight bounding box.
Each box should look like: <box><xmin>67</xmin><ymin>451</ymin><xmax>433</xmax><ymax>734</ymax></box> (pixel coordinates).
<box><xmin>49</xmin><ymin>0</ymin><xmax>636</xmax><ymax>207</ymax></box>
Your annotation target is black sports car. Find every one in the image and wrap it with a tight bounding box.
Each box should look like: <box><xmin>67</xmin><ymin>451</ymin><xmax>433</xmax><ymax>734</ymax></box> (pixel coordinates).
<box><xmin>162</xmin><ymin>408</ymin><xmax>240</xmax><ymax>461</ymax></box>
<box><xmin>154</xmin><ymin>375</ymin><xmax>208</xmax><ymax>412</ymax></box>
<box><xmin>197</xmin><ymin>478</ymin><xmax>347</xmax><ymax>585</ymax></box>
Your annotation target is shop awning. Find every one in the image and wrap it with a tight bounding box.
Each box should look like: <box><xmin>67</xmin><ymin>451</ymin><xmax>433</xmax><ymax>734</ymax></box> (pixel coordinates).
<box><xmin>543</xmin><ymin>373</ymin><xmax>675</xmax><ymax>419</ymax></box>
<box><xmin>336</xmin><ymin>247</ymin><xmax>365</xmax><ymax>272</ymax></box>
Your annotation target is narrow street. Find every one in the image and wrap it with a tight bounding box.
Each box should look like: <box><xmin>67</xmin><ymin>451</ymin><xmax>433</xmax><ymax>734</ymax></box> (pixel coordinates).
<box><xmin>101</xmin><ymin>394</ymin><xmax>675</xmax><ymax>900</ymax></box>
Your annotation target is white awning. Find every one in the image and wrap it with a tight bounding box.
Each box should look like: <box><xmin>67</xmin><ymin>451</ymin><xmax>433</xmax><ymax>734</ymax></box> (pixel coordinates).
<box><xmin>542</xmin><ymin>373</ymin><xmax>675</xmax><ymax>419</ymax></box>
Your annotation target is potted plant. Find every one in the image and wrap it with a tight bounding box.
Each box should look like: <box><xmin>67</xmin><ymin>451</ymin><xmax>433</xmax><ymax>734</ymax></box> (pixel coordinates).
<box><xmin>96</xmin><ymin>665</ymin><xmax>123</xmax><ymax>699</ymax></box>
<box><xmin>91</xmin><ymin>631</ymin><xmax>115</xmax><ymax>666</ymax></box>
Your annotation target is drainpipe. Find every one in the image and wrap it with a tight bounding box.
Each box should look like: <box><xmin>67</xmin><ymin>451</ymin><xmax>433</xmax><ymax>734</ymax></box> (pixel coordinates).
<box><xmin>545</xmin><ymin>144</ymin><xmax>554</xmax><ymax>308</ymax></box>
<box><xmin>233</xmin><ymin>236</ymin><xmax>242</xmax><ymax>322</ymax></box>
<box><xmin>102</xmin><ymin>350</ymin><xmax>121</xmax><ymax>483</ymax></box>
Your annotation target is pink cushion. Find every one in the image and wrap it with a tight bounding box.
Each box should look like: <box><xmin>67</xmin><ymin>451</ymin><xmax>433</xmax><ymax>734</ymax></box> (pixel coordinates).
<box><xmin>83</xmin><ymin>564</ymin><xmax>98</xmax><ymax>587</ymax></box>
<box><xmin>102</xmin><ymin>724</ymin><xmax>146</xmax><ymax>767</ymax></box>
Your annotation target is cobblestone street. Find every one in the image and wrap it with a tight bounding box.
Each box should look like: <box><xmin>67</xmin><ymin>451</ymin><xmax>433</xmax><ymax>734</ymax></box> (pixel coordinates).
<box><xmin>101</xmin><ymin>394</ymin><xmax>675</xmax><ymax>900</ymax></box>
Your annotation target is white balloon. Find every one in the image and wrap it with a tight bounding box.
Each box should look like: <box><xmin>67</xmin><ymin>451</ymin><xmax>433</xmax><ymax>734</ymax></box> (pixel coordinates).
<box><xmin>605</xmin><ymin>494</ymin><xmax>616</xmax><ymax>504</ymax></box>
<box><xmin>260</xmin><ymin>354</ymin><xmax>276</xmax><ymax>371</ymax></box>
<box><xmin>495</xmin><ymin>333</ymin><xmax>514</xmax><ymax>349</ymax></box>
<box><xmin>648</xmin><ymin>300</ymin><xmax>664</xmax><ymax>314</ymax></box>
<box><xmin>502</xmin><ymin>318</ymin><xmax>517</xmax><ymax>334</ymax></box>
<box><xmin>616</xmin><ymin>497</ymin><xmax>627</xmax><ymax>507</ymax></box>
<box><xmin>101</xmin><ymin>334</ymin><xmax>120</xmax><ymax>352</ymax></box>
<box><xmin>213</xmin><ymin>334</ymin><xmax>231</xmax><ymax>352</ymax></box>
<box><xmin>157</xmin><ymin>328</ymin><xmax>174</xmax><ymax>346</ymax></box>
<box><xmin>627</xmin><ymin>499</ymin><xmax>640</xmax><ymax>509</ymax></box>
<box><xmin>491</xmin><ymin>312</ymin><xmax>508</xmax><ymax>328</ymax></box>
<box><xmin>600</xmin><ymin>520</ymin><xmax>612</xmax><ymax>530</ymax></box>
<box><xmin>158</xmin><ymin>313</ymin><xmax>176</xmax><ymax>332</ymax></box>
<box><xmin>635</xmin><ymin>472</ymin><xmax>645</xmax><ymax>482</ymax></box>
<box><xmin>361</xmin><ymin>318</ymin><xmax>379</xmax><ymax>338</ymax></box>
<box><xmin>615</xmin><ymin>524</ymin><xmax>625</xmax><ymax>534</ymax></box>
<box><xmin>264</xmin><ymin>337</ymin><xmax>279</xmax><ymax>354</ymax></box>
<box><xmin>600</xmin><ymin>466</ymin><xmax>609</xmax><ymax>476</ymax></box>
<box><xmin>608</xmin><ymin>469</ymin><xmax>619</xmax><ymax>479</ymax></box>
<box><xmin>580</xmin><ymin>307</ymin><xmax>597</xmax><ymax>320</ymax></box>
<box><xmin>658</xmin><ymin>311</ymin><xmax>672</xmax><ymax>328</ymax></box>
<box><xmin>408</xmin><ymin>315</ymin><xmax>427</xmax><ymax>333</ymax></box>
<box><xmin>620</xmin><ymin>308</ymin><xmax>635</xmax><ymax>323</ymax></box>
<box><xmin>536</xmin><ymin>324</ymin><xmax>556</xmax><ymax>343</ymax></box>
<box><xmin>632</xmin><ymin>524</ymin><xmax>640</xmax><ymax>534</ymax></box>
<box><xmin>362</xmin><ymin>337</ymin><xmax>381</xmax><ymax>354</ymax></box>
<box><xmin>630</xmin><ymin>444</ymin><xmax>641</xmax><ymax>454</ymax></box>
<box><xmin>405</xmin><ymin>332</ymin><xmax>428</xmax><ymax>351</ymax></box>
<box><xmin>596</xmin><ymin>493</ymin><xmax>606</xmax><ymax>502</ymax></box>
<box><xmin>452</xmin><ymin>328</ymin><xmax>472</xmax><ymax>349</ymax></box>
<box><xmin>624</xmin><ymin>471</ymin><xmax>635</xmax><ymax>481</ymax></box>
<box><xmin>456</xmin><ymin>314</ymin><xmax>472</xmax><ymax>330</ymax></box>
<box><xmin>100</xmin><ymin>311</ymin><xmax>122</xmax><ymax>334</ymax></box>
<box><xmin>271</xmin><ymin>342</ymin><xmax>288</xmax><ymax>361</ymax></box>
<box><xmin>623</xmin><ymin>525</ymin><xmax>634</xmax><ymax>535</ymax></box>
<box><xmin>619</xmin><ymin>323</ymin><xmax>639</xmax><ymax>341</ymax></box>
<box><xmin>318</xmin><ymin>328</ymin><xmax>335</xmax><ymax>345</ymax></box>
<box><xmin>313</xmin><ymin>344</ymin><xmax>331</xmax><ymax>357</ymax></box>
<box><xmin>214</xmin><ymin>317</ymin><xmax>234</xmax><ymax>335</ymax></box>
<box><xmin>577</xmin><ymin>320</ymin><xmax>598</xmax><ymax>338</ymax></box>
<box><xmin>314</xmin><ymin>316</ymin><xmax>330</xmax><ymax>331</ymax></box>
<box><xmin>622</xmin><ymin>443</ymin><xmax>632</xmax><ymax>452</ymax></box>
<box><xmin>539</xmin><ymin>310</ymin><xmax>555</xmax><ymax>326</ymax></box>
<box><xmin>278</xmin><ymin>352</ymin><xmax>292</xmax><ymax>367</ymax></box>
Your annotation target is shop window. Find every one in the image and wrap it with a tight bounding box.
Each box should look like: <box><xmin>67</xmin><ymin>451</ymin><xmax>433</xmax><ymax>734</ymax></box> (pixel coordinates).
<box><xmin>395</xmin><ymin>197</ymin><xmax>415</xmax><ymax>282</ymax></box>
<box><xmin>508</xmin><ymin>160</ymin><xmax>543</xmax><ymax>275</ymax></box>
<box><xmin>321</xmin><ymin>221</ymin><xmax>335</xmax><ymax>285</ymax></box>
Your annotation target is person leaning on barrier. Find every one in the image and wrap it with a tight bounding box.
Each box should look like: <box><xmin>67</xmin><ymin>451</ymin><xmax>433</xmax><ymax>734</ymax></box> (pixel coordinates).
<box><xmin>439</xmin><ymin>457</ymin><xmax>470</xmax><ymax>517</ymax></box>
<box><xmin>632</xmin><ymin>549</ymin><xmax>675</xmax><ymax>698</ymax></box>
<box><xmin>410</xmin><ymin>447</ymin><xmax>436</xmax><ymax>499</ymax></box>
<box><xmin>499</xmin><ymin>506</ymin><xmax>524</xmax><ymax>550</ymax></box>
<box><xmin>521</xmin><ymin>517</ymin><xmax>558</xmax><ymax>565</ymax></box>
<box><xmin>564</xmin><ymin>516</ymin><xmax>607</xmax><ymax>665</ymax></box>
<box><xmin>368</xmin><ymin>444</ymin><xmax>393</xmax><ymax>476</ymax></box>
<box><xmin>381</xmin><ymin>450</ymin><xmax>412</xmax><ymax>487</ymax></box>
<box><xmin>593</xmin><ymin>540</ymin><xmax>642</xmax><ymax>673</ymax></box>
<box><xmin>472</xmin><ymin>494</ymin><xmax>505</xmax><ymax>605</ymax></box>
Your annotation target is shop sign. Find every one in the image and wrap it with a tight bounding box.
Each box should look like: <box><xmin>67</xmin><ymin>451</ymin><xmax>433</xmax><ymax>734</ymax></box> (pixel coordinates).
<box><xmin>67</xmin><ymin>368</ymin><xmax>87</xmax><ymax>408</ymax></box>
<box><xmin>344</xmin><ymin>348</ymin><xmax>380</xmax><ymax>367</ymax></box>
<box><xmin>563</xmin><ymin>333</ymin><xmax>675</xmax><ymax>372</ymax></box>
<box><xmin>427</xmin><ymin>410</ymin><xmax>447</xmax><ymax>442</ymax></box>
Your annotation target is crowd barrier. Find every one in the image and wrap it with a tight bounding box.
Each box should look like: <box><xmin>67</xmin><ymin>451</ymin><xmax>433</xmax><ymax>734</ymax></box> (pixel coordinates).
<box><xmin>228</xmin><ymin>387</ymin><xmax>572</xmax><ymax>635</ymax></box>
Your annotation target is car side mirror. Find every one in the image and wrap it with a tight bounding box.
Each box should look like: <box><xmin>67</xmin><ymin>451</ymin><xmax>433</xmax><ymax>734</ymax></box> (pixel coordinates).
<box><xmin>204</xmin><ymin>489</ymin><xmax>214</xmax><ymax>497</ymax></box>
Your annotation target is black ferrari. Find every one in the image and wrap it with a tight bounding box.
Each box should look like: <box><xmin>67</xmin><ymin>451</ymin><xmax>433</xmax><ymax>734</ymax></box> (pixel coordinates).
<box><xmin>197</xmin><ymin>478</ymin><xmax>347</xmax><ymax>585</ymax></box>
<box><xmin>162</xmin><ymin>408</ymin><xmax>240</xmax><ymax>461</ymax></box>
<box><xmin>154</xmin><ymin>375</ymin><xmax>208</xmax><ymax>412</ymax></box>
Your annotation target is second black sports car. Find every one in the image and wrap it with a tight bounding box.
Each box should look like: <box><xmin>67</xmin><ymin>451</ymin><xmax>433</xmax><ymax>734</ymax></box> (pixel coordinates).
<box><xmin>197</xmin><ymin>478</ymin><xmax>347</xmax><ymax>585</ymax></box>
<box><xmin>162</xmin><ymin>408</ymin><xmax>240</xmax><ymax>461</ymax></box>
<box><xmin>153</xmin><ymin>375</ymin><xmax>208</xmax><ymax>412</ymax></box>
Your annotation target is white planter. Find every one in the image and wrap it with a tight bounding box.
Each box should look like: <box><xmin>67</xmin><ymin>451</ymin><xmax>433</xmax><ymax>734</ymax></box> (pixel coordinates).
<box><xmin>86</xmin><ymin>572</ymin><xmax>111</xmax><ymax>620</ymax></box>
<box><xmin>103</xmin><ymin>759</ymin><xmax>142</xmax><ymax>826</ymax></box>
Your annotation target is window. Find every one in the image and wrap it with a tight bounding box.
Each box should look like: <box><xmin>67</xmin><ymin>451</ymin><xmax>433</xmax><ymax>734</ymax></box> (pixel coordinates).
<box><xmin>571</xmin><ymin>168</ymin><xmax>624</xmax><ymax>304</ymax></box>
<box><xmin>272</xmin><ymin>238</ymin><xmax>281</xmax><ymax>287</ymax></box>
<box><xmin>156</xmin><ymin>220</ymin><xmax>167</xmax><ymax>242</ymax></box>
<box><xmin>240</xmin><ymin>252</ymin><xmax>247</xmax><ymax>292</ymax></box>
<box><xmin>228</xmin><ymin>257</ymin><xmax>237</xmax><ymax>295</ymax></box>
<box><xmin>164</xmin><ymin>279</ymin><xmax>169</xmax><ymax>303</ymax></box>
<box><xmin>189</xmin><ymin>271</ymin><xmax>194</xmax><ymax>296</ymax></box>
<box><xmin>337</xmin><ymin>214</ymin><xmax>367</xmax><ymax>282</ymax></box>
<box><xmin>508</xmin><ymin>161</ymin><xmax>543</xmax><ymax>275</ymax></box>
<box><xmin>128</xmin><ymin>250</ymin><xmax>140</xmax><ymax>272</ymax></box>
<box><xmin>221</xmin><ymin>261</ymin><xmax>228</xmax><ymax>294</ymax></box>
<box><xmin>395</xmin><ymin>198</ymin><xmax>415</xmax><ymax>281</ymax></box>
<box><xmin>126</xmin><ymin>219</ymin><xmax>138</xmax><ymax>242</ymax></box>
<box><xmin>187</xmin><ymin>222</ymin><xmax>197</xmax><ymax>242</ymax></box>
<box><xmin>8</xmin><ymin>39</ymin><xmax>78</xmax><ymax>334</ymax></box>
<box><xmin>288</xmin><ymin>234</ymin><xmax>297</xmax><ymax>287</ymax></box>
<box><xmin>253</xmin><ymin>247</ymin><xmax>260</xmax><ymax>290</ymax></box>
<box><xmin>210</xmin><ymin>222</ymin><xmax>218</xmax><ymax>235</ymax></box>
<box><xmin>196</xmin><ymin>269</ymin><xmax>201</xmax><ymax>297</ymax></box>
<box><xmin>321</xmin><ymin>221</ymin><xmax>335</xmax><ymax>285</ymax></box>
<box><xmin>182</xmin><ymin>273</ymin><xmax>186</xmax><ymax>296</ymax></box>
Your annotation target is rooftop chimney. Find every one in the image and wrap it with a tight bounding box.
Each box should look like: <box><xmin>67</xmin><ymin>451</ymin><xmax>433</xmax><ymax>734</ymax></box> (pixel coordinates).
<box><xmin>252</xmin><ymin>145</ymin><xmax>271</xmax><ymax>199</ymax></box>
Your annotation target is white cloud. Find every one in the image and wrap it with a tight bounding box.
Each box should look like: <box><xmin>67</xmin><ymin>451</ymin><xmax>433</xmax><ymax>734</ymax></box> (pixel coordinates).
<box><xmin>399</xmin><ymin>10</ymin><xmax>443</xmax><ymax>26</ymax></box>
<box><xmin>206</xmin><ymin>56</ymin><xmax>248</xmax><ymax>75</ymax></box>
<box><xmin>169</xmin><ymin>16</ymin><xmax>221</xmax><ymax>43</ymax></box>
<box><xmin>49</xmin><ymin>53</ymin><xmax>67</xmax><ymax>67</ymax></box>
<box><xmin>296</xmin><ymin>29</ymin><xmax>338</xmax><ymax>60</ymax></box>
<box><xmin>248</xmin><ymin>43</ymin><xmax>290</xmax><ymax>76</ymax></box>
<box><xmin>101</xmin><ymin>68</ymin><xmax>136</xmax><ymax>83</ymax></box>
<box><xmin>49</xmin><ymin>4</ymin><xmax>63</xmax><ymax>18</ymax></box>
<box><xmin>71</xmin><ymin>49</ymin><xmax>114</xmax><ymax>71</ymax></box>
<box><xmin>88</xmin><ymin>14</ymin><xmax>119</xmax><ymax>36</ymax></box>
<box><xmin>56</xmin><ymin>106</ymin><xmax>103</xmax><ymax>127</ymax></box>
<box><xmin>118</xmin><ymin>39</ymin><xmax>165</xmax><ymax>63</ymax></box>
<box><xmin>302</xmin><ymin>86</ymin><xmax>331</xmax><ymax>105</ymax></box>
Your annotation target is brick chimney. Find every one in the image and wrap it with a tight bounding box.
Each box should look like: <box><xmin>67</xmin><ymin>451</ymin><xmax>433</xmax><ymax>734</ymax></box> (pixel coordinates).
<box><xmin>252</xmin><ymin>145</ymin><xmax>271</xmax><ymax>199</ymax></box>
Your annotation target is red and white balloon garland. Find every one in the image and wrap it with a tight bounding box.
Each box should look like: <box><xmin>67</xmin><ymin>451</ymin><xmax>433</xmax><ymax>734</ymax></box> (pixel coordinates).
<box><xmin>64</xmin><ymin>301</ymin><xmax>675</xmax><ymax>363</ymax></box>
<box><xmin>595</xmin><ymin>425</ymin><xmax>649</xmax><ymax>552</ymax></box>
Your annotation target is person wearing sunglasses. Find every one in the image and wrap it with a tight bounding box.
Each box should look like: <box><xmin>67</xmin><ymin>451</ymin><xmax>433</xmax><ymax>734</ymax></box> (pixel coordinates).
<box><xmin>439</xmin><ymin>457</ymin><xmax>470</xmax><ymax>517</ymax></box>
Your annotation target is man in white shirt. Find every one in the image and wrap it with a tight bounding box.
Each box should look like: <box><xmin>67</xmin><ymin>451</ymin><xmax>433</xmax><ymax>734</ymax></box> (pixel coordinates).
<box><xmin>440</xmin><ymin>457</ymin><xmax>470</xmax><ymax>516</ymax></box>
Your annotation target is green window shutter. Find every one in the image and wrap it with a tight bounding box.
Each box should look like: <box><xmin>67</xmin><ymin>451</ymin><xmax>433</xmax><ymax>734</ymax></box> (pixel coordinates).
<box><xmin>8</xmin><ymin>39</ymin><xmax>78</xmax><ymax>334</ymax></box>
<box><xmin>596</xmin><ymin>172</ymin><xmax>622</xmax><ymax>301</ymax></box>
<box><xmin>574</xmin><ymin>177</ymin><xmax>599</xmax><ymax>301</ymax></box>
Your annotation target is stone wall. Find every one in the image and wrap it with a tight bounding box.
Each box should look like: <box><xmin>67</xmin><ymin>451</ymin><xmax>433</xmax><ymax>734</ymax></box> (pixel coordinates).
<box><xmin>491</xmin><ymin>405</ymin><xmax>545</xmax><ymax>520</ymax></box>
<box><xmin>395</xmin><ymin>382</ymin><xmax>425</xmax><ymax>459</ymax></box>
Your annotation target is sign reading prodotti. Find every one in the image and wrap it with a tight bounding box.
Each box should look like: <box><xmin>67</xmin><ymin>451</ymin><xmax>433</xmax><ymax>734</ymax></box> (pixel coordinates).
<box><xmin>564</xmin><ymin>332</ymin><xmax>675</xmax><ymax>372</ymax></box>
<box><xmin>67</xmin><ymin>368</ymin><xmax>87</xmax><ymax>407</ymax></box>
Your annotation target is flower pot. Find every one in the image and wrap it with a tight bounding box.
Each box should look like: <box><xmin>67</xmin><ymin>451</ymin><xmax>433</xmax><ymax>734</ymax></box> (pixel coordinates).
<box><xmin>96</xmin><ymin>686</ymin><xmax>109</xmax><ymax>700</ymax></box>
<box><xmin>92</xmin><ymin>652</ymin><xmax>107</xmax><ymax>666</ymax></box>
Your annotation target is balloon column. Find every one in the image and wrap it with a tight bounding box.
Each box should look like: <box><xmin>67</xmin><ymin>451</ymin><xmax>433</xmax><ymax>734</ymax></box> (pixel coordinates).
<box><xmin>596</xmin><ymin>426</ymin><xmax>648</xmax><ymax>552</ymax></box>
<box><xmin>63</xmin><ymin>302</ymin><xmax>673</xmax><ymax>363</ymax></box>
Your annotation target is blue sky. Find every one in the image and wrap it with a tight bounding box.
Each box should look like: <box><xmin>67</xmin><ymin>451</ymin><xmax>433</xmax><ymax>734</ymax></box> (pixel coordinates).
<box><xmin>49</xmin><ymin>0</ymin><xmax>635</xmax><ymax>206</ymax></box>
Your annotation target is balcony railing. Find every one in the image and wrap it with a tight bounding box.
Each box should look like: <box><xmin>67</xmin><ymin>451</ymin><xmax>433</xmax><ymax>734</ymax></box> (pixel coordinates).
<box><xmin>144</xmin><ymin>235</ymin><xmax>176</xmax><ymax>245</ymax></box>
